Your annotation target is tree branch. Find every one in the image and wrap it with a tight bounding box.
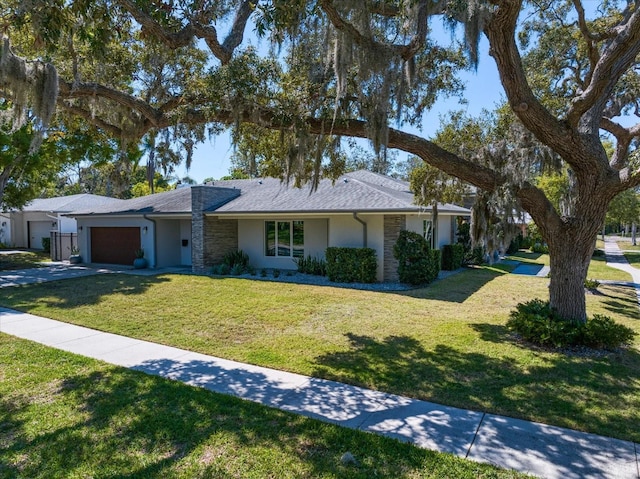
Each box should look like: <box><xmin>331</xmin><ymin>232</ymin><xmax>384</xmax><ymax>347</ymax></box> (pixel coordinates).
<box><xmin>61</xmin><ymin>104</ymin><xmax>129</xmax><ymax>138</ymax></box>
<box><xmin>117</xmin><ymin>0</ymin><xmax>253</xmax><ymax>65</ymax></box>
<box><xmin>572</xmin><ymin>0</ymin><xmax>599</xmax><ymax>83</ymax></box>
<box><xmin>516</xmin><ymin>181</ymin><xmax>564</xmax><ymax>239</ymax></box>
<box><xmin>484</xmin><ymin>1</ymin><xmax>576</xmax><ymax>160</ymax></box>
<box><xmin>58</xmin><ymin>80</ymin><xmax>162</xmax><ymax>127</ymax></box>
<box><xmin>318</xmin><ymin>0</ymin><xmax>431</xmax><ymax>61</ymax></box>
<box><xmin>117</xmin><ymin>0</ymin><xmax>194</xmax><ymax>49</ymax></box>
<box><xmin>567</xmin><ymin>6</ymin><xmax>640</xmax><ymax>126</ymax></box>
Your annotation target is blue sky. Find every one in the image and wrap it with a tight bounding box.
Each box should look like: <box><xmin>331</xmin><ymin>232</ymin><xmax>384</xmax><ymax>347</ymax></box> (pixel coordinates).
<box><xmin>176</xmin><ymin>24</ymin><xmax>504</xmax><ymax>183</ymax></box>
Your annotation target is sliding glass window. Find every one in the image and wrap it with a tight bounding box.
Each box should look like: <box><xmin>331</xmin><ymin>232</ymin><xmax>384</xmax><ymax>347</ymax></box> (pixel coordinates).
<box><xmin>265</xmin><ymin>221</ymin><xmax>304</xmax><ymax>257</ymax></box>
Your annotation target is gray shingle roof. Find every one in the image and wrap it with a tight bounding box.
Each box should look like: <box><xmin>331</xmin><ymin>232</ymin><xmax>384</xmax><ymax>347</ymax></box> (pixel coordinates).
<box><xmin>20</xmin><ymin>194</ymin><xmax>126</xmax><ymax>212</ymax></box>
<box><xmin>70</xmin><ymin>186</ymin><xmax>239</xmax><ymax>216</ymax></box>
<box><xmin>210</xmin><ymin>170</ymin><xmax>470</xmax><ymax>214</ymax></box>
<box><xmin>66</xmin><ymin>170</ymin><xmax>470</xmax><ymax>217</ymax></box>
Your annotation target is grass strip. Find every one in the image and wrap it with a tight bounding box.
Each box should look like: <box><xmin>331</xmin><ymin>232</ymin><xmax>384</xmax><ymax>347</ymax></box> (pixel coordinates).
<box><xmin>1</xmin><ymin>263</ymin><xmax>639</xmax><ymax>443</ymax></box>
<box><xmin>0</xmin><ymin>334</ymin><xmax>530</xmax><ymax>478</ymax></box>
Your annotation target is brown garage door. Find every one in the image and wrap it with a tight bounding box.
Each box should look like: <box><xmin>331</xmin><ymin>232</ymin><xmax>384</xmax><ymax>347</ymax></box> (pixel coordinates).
<box><xmin>91</xmin><ymin>227</ymin><xmax>141</xmax><ymax>265</ymax></box>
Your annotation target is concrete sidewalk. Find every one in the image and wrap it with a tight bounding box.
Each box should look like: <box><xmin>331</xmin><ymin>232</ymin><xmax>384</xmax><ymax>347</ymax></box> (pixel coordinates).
<box><xmin>602</xmin><ymin>237</ymin><xmax>640</xmax><ymax>306</ymax></box>
<box><xmin>0</xmin><ymin>308</ymin><xmax>637</xmax><ymax>479</ymax></box>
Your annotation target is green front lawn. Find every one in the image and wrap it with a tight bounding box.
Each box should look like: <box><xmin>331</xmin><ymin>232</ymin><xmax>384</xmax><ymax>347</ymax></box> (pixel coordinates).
<box><xmin>616</xmin><ymin>240</ymin><xmax>640</xmax><ymax>251</ymax></box>
<box><xmin>2</xmin><ymin>265</ymin><xmax>639</xmax><ymax>444</ymax></box>
<box><xmin>0</xmin><ymin>250</ymin><xmax>50</xmax><ymax>271</ymax></box>
<box><xmin>623</xmin><ymin>251</ymin><xmax>640</xmax><ymax>267</ymax></box>
<box><xmin>1</xmin><ymin>335</ymin><xmax>529</xmax><ymax>479</ymax></box>
<box><xmin>507</xmin><ymin>250</ymin><xmax>632</xmax><ymax>281</ymax></box>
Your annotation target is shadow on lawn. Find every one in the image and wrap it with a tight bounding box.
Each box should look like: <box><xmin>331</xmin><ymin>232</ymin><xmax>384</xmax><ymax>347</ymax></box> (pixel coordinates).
<box><xmin>0</xmin><ymin>353</ymin><xmax>459</xmax><ymax>479</ymax></box>
<box><xmin>312</xmin><ymin>333</ymin><xmax>640</xmax><ymax>443</ymax></box>
<box><xmin>397</xmin><ymin>264</ymin><xmax>512</xmax><ymax>303</ymax></box>
<box><xmin>0</xmin><ymin>274</ymin><xmax>170</xmax><ymax>311</ymax></box>
<box><xmin>589</xmin><ymin>283</ymin><xmax>640</xmax><ymax>320</ymax></box>
<box><xmin>506</xmin><ymin>251</ymin><xmax>544</xmax><ymax>262</ymax></box>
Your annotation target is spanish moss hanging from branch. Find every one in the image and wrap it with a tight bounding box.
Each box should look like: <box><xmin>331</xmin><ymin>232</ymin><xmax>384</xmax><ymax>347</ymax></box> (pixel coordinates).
<box><xmin>0</xmin><ymin>36</ymin><xmax>58</xmax><ymax>150</ymax></box>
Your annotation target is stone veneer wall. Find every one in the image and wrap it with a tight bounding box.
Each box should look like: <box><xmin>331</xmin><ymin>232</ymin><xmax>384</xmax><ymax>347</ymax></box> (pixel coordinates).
<box><xmin>203</xmin><ymin>217</ymin><xmax>238</xmax><ymax>267</ymax></box>
<box><xmin>191</xmin><ymin>186</ymin><xmax>238</xmax><ymax>273</ymax></box>
<box><xmin>383</xmin><ymin>215</ymin><xmax>406</xmax><ymax>282</ymax></box>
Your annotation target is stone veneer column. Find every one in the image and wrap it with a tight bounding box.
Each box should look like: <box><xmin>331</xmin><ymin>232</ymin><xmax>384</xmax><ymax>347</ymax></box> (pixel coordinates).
<box><xmin>203</xmin><ymin>217</ymin><xmax>238</xmax><ymax>266</ymax></box>
<box><xmin>383</xmin><ymin>215</ymin><xmax>406</xmax><ymax>282</ymax></box>
<box><xmin>191</xmin><ymin>186</ymin><xmax>238</xmax><ymax>273</ymax></box>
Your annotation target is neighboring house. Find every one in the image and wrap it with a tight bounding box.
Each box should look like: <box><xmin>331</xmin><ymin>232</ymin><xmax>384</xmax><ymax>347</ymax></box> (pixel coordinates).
<box><xmin>0</xmin><ymin>194</ymin><xmax>126</xmax><ymax>252</ymax></box>
<box><xmin>69</xmin><ymin>171</ymin><xmax>470</xmax><ymax>281</ymax></box>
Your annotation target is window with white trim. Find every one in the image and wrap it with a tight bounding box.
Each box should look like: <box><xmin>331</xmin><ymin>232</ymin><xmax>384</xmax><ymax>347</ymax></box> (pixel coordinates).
<box><xmin>265</xmin><ymin>221</ymin><xmax>304</xmax><ymax>257</ymax></box>
<box><xmin>423</xmin><ymin>219</ymin><xmax>433</xmax><ymax>244</ymax></box>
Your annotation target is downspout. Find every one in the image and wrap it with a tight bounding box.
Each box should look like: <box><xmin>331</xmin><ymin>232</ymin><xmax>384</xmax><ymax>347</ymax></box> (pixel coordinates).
<box><xmin>353</xmin><ymin>212</ymin><xmax>367</xmax><ymax>247</ymax></box>
<box><xmin>143</xmin><ymin>214</ymin><xmax>157</xmax><ymax>268</ymax></box>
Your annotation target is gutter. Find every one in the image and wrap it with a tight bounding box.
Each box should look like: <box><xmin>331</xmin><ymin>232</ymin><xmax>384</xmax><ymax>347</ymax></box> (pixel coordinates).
<box><xmin>143</xmin><ymin>214</ymin><xmax>157</xmax><ymax>268</ymax></box>
<box><xmin>353</xmin><ymin>212</ymin><xmax>367</xmax><ymax>247</ymax></box>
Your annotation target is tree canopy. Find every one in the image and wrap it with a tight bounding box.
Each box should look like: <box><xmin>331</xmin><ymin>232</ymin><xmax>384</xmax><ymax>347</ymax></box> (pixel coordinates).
<box><xmin>1</xmin><ymin>0</ymin><xmax>640</xmax><ymax>322</ymax></box>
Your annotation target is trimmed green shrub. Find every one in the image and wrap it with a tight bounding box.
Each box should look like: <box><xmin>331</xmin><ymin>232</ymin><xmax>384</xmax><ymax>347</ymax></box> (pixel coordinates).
<box><xmin>393</xmin><ymin>230</ymin><xmax>440</xmax><ymax>285</ymax></box>
<box><xmin>584</xmin><ymin>278</ymin><xmax>600</xmax><ymax>289</ymax></box>
<box><xmin>519</xmin><ymin>235</ymin><xmax>533</xmax><ymax>250</ymax></box>
<box><xmin>467</xmin><ymin>245</ymin><xmax>485</xmax><ymax>265</ymax></box>
<box><xmin>531</xmin><ymin>242</ymin><xmax>549</xmax><ymax>254</ymax></box>
<box><xmin>507</xmin><ymin>233</ymin><xmax>530</xmax><ymax>254</ymax></box>
<box><xmin>325</xmin><ymin>247</ymin><xmax>377</xmax><ymax>283</ymax></box>
<box><xmin>580</xmin><ymin>315</ymin><xmax>637</xmax><ymax>349</ymax></box>
<box><xmin>507</xmin><ymin>299</ymin><xmax>636</xmax><ymax>350</ymax></box>
<box><xmin>41</xmin><ymin>237</ymin><xmax>51</xmax><ymax>254</ymax></box>
<box><xmin>441</xmin><ymin>243</ymin><xmax>465</xmax><ymax>271</ymax></box>
<box><xmin>295</xmin><ymin>255</ymin><xmax>327</xmax><ymax>276</ymax></box>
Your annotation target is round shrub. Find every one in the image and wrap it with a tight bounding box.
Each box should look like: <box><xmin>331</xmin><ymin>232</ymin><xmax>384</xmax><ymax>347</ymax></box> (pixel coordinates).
<box><xmin>579</xmin><ymin>314</ymin><xmax>637</xmax><ymax>349</ymax></box>
<box><xmin>393</xmin><ymin>230</ymin><xmax>440</xmax><ymax>285</ymax></box>
<box><xmin>584</xmin><ymin>278</ymin><xmax>600</xmax><ymax>290</ymax></box>
<box><xmin>507</xmin><ymin>299</ymin><xmax>636</xmax><ymax>350</ymax></box>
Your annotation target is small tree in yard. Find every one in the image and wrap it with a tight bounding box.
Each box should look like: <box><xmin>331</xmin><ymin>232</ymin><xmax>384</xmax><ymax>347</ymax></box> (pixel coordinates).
<box><xmin>3</xmin><ymin>1</ymin><xmax>640</xmax><ymax>326</ymax></box>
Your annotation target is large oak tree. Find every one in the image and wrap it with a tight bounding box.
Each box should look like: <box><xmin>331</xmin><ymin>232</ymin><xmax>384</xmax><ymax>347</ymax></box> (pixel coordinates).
<box><xmin>1</xmin><ymin>0</ymin><xmax>639</xmax><ymax>322</ymax></box>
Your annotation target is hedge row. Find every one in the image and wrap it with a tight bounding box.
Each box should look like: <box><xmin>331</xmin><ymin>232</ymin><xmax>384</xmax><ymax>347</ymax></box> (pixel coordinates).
<box><xmin>441</xmin><ymin>243</ymin><xmax>464</xmax><ymax>271</ymax></box>
<box><xmin>325</xmin><ymin>247</ymin><xmax>377</xmax><ymax>283</ymax></box>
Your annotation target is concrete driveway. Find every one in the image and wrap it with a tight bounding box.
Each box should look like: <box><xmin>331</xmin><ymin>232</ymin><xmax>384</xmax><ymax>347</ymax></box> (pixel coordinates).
<box><xmin>0</xmin><ymin>263</ymin><xmax>115</xmax><ymax>288</ymax></box>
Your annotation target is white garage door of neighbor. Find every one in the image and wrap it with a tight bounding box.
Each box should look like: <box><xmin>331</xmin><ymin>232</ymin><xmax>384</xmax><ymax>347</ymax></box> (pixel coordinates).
<box><xmin>29</xmin><ymin>221</ymin><xmax>53</xmax><ymax>249</ymax></box>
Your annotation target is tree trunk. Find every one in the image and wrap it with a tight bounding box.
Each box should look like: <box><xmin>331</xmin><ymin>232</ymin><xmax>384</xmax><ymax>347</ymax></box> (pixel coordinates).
<box><xmin>547</xmin><ymin>227</ymin><xmax>596</xmax><ymax>323</ymax></box>
<box><xmin>633</xmin><ymin>223</ymin><xmax>637</xmax><ymax>246</ymax></box>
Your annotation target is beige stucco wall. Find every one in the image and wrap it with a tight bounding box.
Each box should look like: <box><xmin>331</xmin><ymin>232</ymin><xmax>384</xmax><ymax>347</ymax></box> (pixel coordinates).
<box><xmin>327</xmin><ymin>214</ymin><xmax>385</xmax><ymax>281</ymax></box>
<box><xmin>405</xmin><ymin>213</ymin><xmax>455</xmax><ymax>248</ymax></box>
<box><xmin>155</xmin><ymin>219</ymin><xmax>181</xmax><ymax>267</ymax></box>
<box><xmin>76</xmin><ymin>217</ymin><xmax>153</xmax><ymax>266</ymax></box>
<box><xmin>238</xmin><ymin>218</ymin><xmax>328</xmax><ymax>270</ymax></box>
<box><xmin>180</xmin><ymin>220</ymin><xmax>192</xmax><ymax>266</ymax></box>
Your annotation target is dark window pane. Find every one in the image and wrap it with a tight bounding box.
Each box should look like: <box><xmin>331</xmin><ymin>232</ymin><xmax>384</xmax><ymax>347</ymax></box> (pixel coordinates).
<box><xmin>293</xmin><ymin>220</ymin><xmax>304</xmax><ymax>258</ymax></box>
<box><xmin>265</xmin><ymin>221</ymin><xmax>276</xmax><ymax>256</ymax></box>
<box><xmin>277</xmin><ymin>221</ymin><xmax>290</xmax><ymax>256</ymax></box>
